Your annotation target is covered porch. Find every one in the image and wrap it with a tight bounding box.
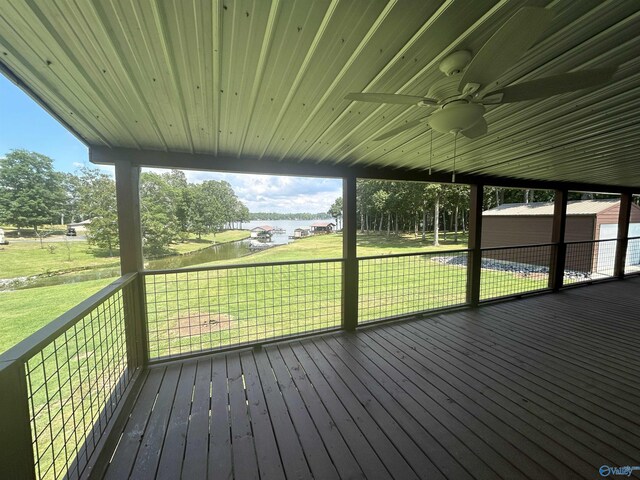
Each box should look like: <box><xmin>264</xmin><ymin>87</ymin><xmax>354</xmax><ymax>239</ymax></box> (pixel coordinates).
<box><xmin>1</xmin><ymin>1</ymin><xmax>640</xmax><ymax>479</ymax></box>
<box><xmin>105</xmin><ymin>279</ymin><xmax>640</xmax><ymax>479</ymax></box>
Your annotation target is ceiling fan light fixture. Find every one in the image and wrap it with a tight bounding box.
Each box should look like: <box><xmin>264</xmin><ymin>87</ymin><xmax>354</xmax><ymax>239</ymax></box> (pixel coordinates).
<box><xmin>428</xmin><ymin>102</ymin><xmax>485</xmax><ymax>134</ymax></box>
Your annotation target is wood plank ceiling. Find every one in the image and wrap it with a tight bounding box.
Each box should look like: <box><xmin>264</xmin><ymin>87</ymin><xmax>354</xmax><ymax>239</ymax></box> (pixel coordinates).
<box><xmin>1</xmin><ymin>0</ymin><xmax>640</xmax><ymax>188</ymax></box>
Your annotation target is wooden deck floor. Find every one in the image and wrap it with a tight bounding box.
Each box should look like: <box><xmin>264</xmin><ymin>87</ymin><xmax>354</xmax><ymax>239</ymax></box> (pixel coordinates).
<box><xmin>102</xmin><ymin>279</ymin><xmax>640</xmax><ymax>479</ymax></box>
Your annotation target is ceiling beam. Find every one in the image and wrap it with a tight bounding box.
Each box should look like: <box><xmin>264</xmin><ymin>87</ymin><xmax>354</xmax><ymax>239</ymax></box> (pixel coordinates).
<box><xmin>90</xmin><ymin>145</ymin><xmax>636</xmax><ymax>194</ymax></box>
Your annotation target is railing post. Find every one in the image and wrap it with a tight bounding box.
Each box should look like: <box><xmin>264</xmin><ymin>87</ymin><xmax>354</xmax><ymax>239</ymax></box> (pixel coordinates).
<box><xmin>342</xmin><ymin>174</ymin><xmax>358</xmax><ymax>331</ymax></box>
<box><xmin>614</xmin><ymin>192</ymin><xmax>632</xmax><ymax>279</ymax></box>
<box><xmin>549</xmin><ymin>189</ymin><xmax>568</xmax><ymax>291</ymax></box>
<box><xmin>0</xmin><ymin>362</ymin><xmax>36</xmax><ymax>479</ymax></box>
<box><xmin>466</xmin><ymin>184</ymin><xmax>483</xmax><ymax>307</ymax></box>
<box><xmin>115</xmin><ymin>160</ymin><xmax>148</xmax><ymax>368</ymax></box>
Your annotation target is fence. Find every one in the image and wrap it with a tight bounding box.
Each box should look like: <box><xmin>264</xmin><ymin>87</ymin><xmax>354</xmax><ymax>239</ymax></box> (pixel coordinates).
<box><xmin>480</xmin><ymin>244</ymin><xmax>554</xmax><ymax>301</ymax></box>
<box><xmin>143</xmin><ymin>259</ymin><xmax>343</xmax><ymax>360</ymax></box>
<box><xmin>358</xmin><ymin>250</ymin><xmax>469</xmax><ymax>322</ymax></box>
<box><xmin>625</xmin><ymin>236</ymin><xmax>640</xmax><ymax>275</ymax></box>
<box><xmin>564</xmin><ymin>239</ymin><xmax>618</xmax><ymax>285</ymax></box>
<box><xmin>0</xmin><ymin>274</ymin><xmax>138</xmax><ymax>480</ymax></box>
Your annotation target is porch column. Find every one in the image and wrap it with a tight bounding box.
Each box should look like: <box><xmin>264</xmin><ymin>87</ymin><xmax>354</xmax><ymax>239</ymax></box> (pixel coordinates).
<box><xmin>614</xmin><ymin>192</ymin><xmax>632</xmax><ymax>279</ymax></box>
<box><xmin>466</xmin><ymin>184</ymin><xmax>483</xmax><ymax>307</ymax></box>
<box><xmin>115</xmin><ymin>160</ymin><xmax>148</xmax><ymax>368</ymax></box>
<box><xmin>549</xmin><ymin>189</ymin><xmax>568</xmax><ymax>291</ymax></box>
<box><xmin>342</xmin><ymin>174</ymin><xmax>358</xmax><ymax>331</ymax></box>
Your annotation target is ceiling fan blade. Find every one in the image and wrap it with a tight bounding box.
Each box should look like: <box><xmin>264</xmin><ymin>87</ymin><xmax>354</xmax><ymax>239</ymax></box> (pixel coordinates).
<box><xmin>461</xmin><ymin>118</ymin><xmax>488</xmax><ymax>139</ymax></box>
<box><xmin>345</xmin><ymin>92</ymin><xmax>428</xmax><ymax>105</ymax></box>
<box><xmin>459</xmin><ymin>7</ymin><xmax>554</xmax><ymax>92</ymax></box>
<box><xmin>483</xmin><ymin>67</ymin><xmax>617</xmax><ymax>103</ymax></box>
<box><xmin>374</xmin><ymin>117</ymin><xmax>430</xmax><ymax>141</ymax></box>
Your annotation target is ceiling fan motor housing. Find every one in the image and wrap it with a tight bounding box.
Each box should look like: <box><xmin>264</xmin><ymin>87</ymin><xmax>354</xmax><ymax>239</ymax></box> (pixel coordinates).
<box><xmin>428</xmin><ymin>102</ymin><xmax>485</xmax><ymax>134</ymax></box>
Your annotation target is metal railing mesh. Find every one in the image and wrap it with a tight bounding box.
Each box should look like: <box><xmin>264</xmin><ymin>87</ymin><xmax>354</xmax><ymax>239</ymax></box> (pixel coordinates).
<box><xmin>625</xmin><ymin>236</ymin><xmax>640</xmax><ymax>275</ymax></box>
<box><xmin>564</xmin><ymin>239</ymin><xmax>617</xmax><ymax>284</ymax></box>
<box><xmin>480</xmin><ymin>244</ymin><xmax>553</xmax><ymax>301</ymax></box>
<box><xmin>358</xmin><ymin>250</ymin><xmax>468</xmax><ymax>323</ymax></box>
<box><xmin>144</xmin><ymin>260</ymin><xmax>342</xmax><ymax>359</ymax></box>
<box><xmin>25</xmin><ymin>288</ymin><xmax>131</xmax><ymax>480</ymax></box>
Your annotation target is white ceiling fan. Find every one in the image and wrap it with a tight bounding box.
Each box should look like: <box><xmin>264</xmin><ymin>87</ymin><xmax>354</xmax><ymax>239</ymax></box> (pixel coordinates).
<box><xmin>345</xmin><ymin>7</ymin><xmax>617</xmax><ymax>141</ymax></box>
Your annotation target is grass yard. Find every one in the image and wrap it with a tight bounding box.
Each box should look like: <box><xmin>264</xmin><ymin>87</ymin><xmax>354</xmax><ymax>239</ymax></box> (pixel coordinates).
<box><xmin>0</xmin><ymin>277</ymin><xmax>116</xmax><ymax>353</ymax></box>
<box><xmin>162</xmin><ymin>230</ymin><xmax>250</xmax><ymax>255</ymax></box>
<box><xmin>0</xmin><ymin>240</ymin><xmax>120</xmax><ymax>279</ymax></box>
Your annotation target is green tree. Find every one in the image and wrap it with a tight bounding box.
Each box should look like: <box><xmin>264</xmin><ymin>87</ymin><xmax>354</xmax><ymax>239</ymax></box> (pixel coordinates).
<box><xmin>328</xmin><ymin>197</ymin><xmax>343</xmax><ymax>230</ymax></box>
<box><xmin>140</xmin><ymin>172</ymin><xmax>180</xmax><ymax>255</ymax></box>
<box><xmin>77</xmin><ymin>167</ymin><xmax>119</xmax><ymax>256</ymax></box>
<box><xmin>0</xmin><ymin>150</ymin><xmax>65</xmax><ymax>237</ymax></box>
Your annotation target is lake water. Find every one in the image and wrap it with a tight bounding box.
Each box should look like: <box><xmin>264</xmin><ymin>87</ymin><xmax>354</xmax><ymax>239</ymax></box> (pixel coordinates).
<box><xmin>242</xmin><ymin>219</ymin><xmax>329</xmax><ymax>245</ymax></box>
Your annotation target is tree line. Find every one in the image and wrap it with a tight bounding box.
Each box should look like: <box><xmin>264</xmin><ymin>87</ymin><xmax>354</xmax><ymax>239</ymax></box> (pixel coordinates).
<box><xmin>0</xmin><ymin>150</ymin><xmax>249</xmax><ymax>255</ymax></box>
<box><xmin>249</xmin><ymin>212</ymin><xmax>330</xmax><ymax>221</ymax></box>
<box><xmin>332</xmin><ymin>180</ymin><xmax>623</xmax><ymax>246</ymax></box>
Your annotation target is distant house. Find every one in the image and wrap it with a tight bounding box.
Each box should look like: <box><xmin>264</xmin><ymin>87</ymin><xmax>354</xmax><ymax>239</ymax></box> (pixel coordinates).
<box><xmin>293</xmin><ymin>227</ymin><xmax>310</xmax><ymax>238</ymax></box>
<box><xmin>250</xmin><ymin>225</ymin><xmax>275</xmax><ymax>239</ymax></box>
<box><xmin>310</xmin><ymin>221</ymin><xmax>335</xmax><ymax>234</ymax></box>
<box><xmin>482</xmin><ymin>199</ymin><xmax>640</xmax><ymax>273</ymax></box>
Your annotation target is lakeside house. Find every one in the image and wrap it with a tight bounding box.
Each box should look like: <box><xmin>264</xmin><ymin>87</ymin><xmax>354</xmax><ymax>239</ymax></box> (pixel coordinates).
<box><xmin>310</xmin><ymin>221</ymin><xmax>335</xmax><ymax>234</ymax></box>
<box><xmin>293</xmin><ymin>227</ymin><xmax>311</xmax><ymax>238</ymax></box>
<box><xmin>250</xmin><ymin>225</ymin><xmax>275</xmax><ymax>239</ymax></box>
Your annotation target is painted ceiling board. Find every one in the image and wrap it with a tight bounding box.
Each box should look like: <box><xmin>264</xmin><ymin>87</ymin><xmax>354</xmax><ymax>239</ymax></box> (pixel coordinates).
<box><xmin>1</xmin><ymin>0</ymin><xmax>640</xmax><ymax>188</ymax></box>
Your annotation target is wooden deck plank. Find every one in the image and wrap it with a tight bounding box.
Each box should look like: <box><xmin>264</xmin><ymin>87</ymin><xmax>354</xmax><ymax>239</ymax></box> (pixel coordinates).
<box><xmin>156</xmin><ymin>361</ymin><xmax>197</xmax><ymax>480</ymax></box>
<box><xmin>129</xmin><ymin>365</ymin><xmax>181</xmax><ymax>479</ymax></box>
<box><xmin>253</xmin><ymin>348</ymin><xmax>312</xmax><ymax>479</ymax></box>
<box><xmin>275</xmin><ymin>345</ymin><xmax>363</xmax><ymax>479</ymax></box>
<box><xmin>375</xmin><ymin>323</ymin><xmax>596</xmax><ymax>478</ymax></box>
<box><xmin>300</xmin><ymin>340</ymin><xmax>421</xmax><ymax>480</ymax></box>
<box><xmin>447</xmin><ymin>308</ymin><xmax>640</xmax><ymax>414</ymax></box>
<box><xmin>357</xmin><ymin>328</ymin><xmax>572</xmax><ymax>480</ymax></box>
<box><xmin>104</xmin><ymin>367</ymin><xmax>161</xmax><ymax>480</ymax></box>
<box><xmin>181</xmin><ymin>358</ymin><xmax>212</xmax><ymax>480</ymax></box>
<box><xmin>208</xmin><ymin>355</ymin><xmax>232</xmax><ymax>480</ymax></box>
<box><xmin>333</xmin><ymin>332</ymin><xmax>552</xmax><ymax>480</ymax></box>
<box><xmin>288</xmin><ymin>341</ymin><xmax>395</xmax><ymax>480</ymax></box>
<box><xmin>102</xmin><ymin>279</ymin><xmax>640</xmax><ymax>480</ymax></box>
<box><xmin>489</xmin><ymin>301</ymin><xmax>640</xmax><ymax>378</ymax></box>
<box><xmin>441</xmin><ymin>311</ymin><xmax>640</xmax><ymax>429</ymax></box>
<box><xmin>265</xmin><ymin>346</ymin><xmax>340</xmax><ymax>480</ymax></box>
<box><xmin>238</xmin><ymin>350</ymin><xmax>285</xmax><ymax>480</ymax></box>
<box><xmin>320</xmin><ymin>335</ymin><xmax>502</xmax><ymax>480</ymax></box>
<box><xmin>227</xmin><ymin>352</ymin><xmax>259</xmax><ymax>480</ymax></box>
<box><xmin>395</xmin><ymin>321</ymin><xmax>638</xmax><ymax>469</ymax></box>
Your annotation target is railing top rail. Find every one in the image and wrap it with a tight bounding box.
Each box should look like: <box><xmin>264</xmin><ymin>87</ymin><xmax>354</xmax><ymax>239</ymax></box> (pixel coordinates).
<box><xmin>143</xmin><ymin>257</ymin><xmax>344</xmax><ymax>275</ymax></box>
<box><xmin>480</xmin><ymin>242</ymin><xmax>556</xmax><ymax>252</ymax></box>
<box><xmin>0</xmin><ymin>273</ymin><xmax>136</xmax><ymax>371</ymax></box>
<box><xmin>565</xmin><ymin>238</ymin><xmax>621</xmax><ymax>245</ymax></box>
<box><xmin>357</xmin><ymin>248</ymin><xmax>470</xmax><ymax>261</ymax></box>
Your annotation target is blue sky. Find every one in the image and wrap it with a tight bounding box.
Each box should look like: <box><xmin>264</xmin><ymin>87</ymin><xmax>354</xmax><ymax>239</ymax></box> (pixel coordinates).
<box><xmin>0</xmin><ymin>75</ymin><xmax>341</xmax><ymax>213</ymax></box>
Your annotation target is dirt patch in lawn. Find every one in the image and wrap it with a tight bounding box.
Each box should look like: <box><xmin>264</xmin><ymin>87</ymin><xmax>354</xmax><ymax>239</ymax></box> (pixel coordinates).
<box><xmin>177</xmin><ymin>313</ymin><xmax>234</xmax><ymax>336</ymax></box>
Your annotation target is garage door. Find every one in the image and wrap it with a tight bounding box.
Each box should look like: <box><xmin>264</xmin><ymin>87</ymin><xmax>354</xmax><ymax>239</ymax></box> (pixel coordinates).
<box><xmin>597</xmin><ymin>223</ymin><xmax>640</xmax><ymax>272</ymax></box>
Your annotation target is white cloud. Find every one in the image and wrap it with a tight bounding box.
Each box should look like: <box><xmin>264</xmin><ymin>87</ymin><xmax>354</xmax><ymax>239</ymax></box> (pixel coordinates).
<box><xmin>142</xmin><ymin>168</ymin><xmax>341</xmax><ymax>213</ymax></box>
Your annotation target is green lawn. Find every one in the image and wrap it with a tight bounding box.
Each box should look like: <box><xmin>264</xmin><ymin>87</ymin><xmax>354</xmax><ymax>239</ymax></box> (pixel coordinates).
<box><xmin>166</xmin><ymin>230</ymin><xmax>250</xmax><ymax>255</ymax></box>
<box><xmin>1</xmin><ymin>231</ymin><xmax>544</xmax><ymax>358</ymax></box>
<box><xmin>0</xmin><ymin>240</ymin><xmax>120</xmax><ymax>278</ymax></box>
<box><xmin>0</xmin><ymin>277</ymin><xmax>116</xmax><ymax>353</ymax></box>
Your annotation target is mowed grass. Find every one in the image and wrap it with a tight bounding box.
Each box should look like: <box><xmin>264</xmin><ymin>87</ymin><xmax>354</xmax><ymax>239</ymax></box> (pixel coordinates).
<box><xmin>0</xmin><ymin>229</ymin><xmax>250</xmax><ymax>279</ymax></box>
<box><xmin>0</xmin><ymin>277</ymin><xmax>116</xmax><ymax>353</ymax></box>
<box><xmin>162</xmin><ymin>230</ymin><xmax>250</xmax><ymax>255</ymax></box>
<box><xmin>0</xmin><ymin>241</ymin><xmax>120</xmax><ymax>279</ymax></box>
